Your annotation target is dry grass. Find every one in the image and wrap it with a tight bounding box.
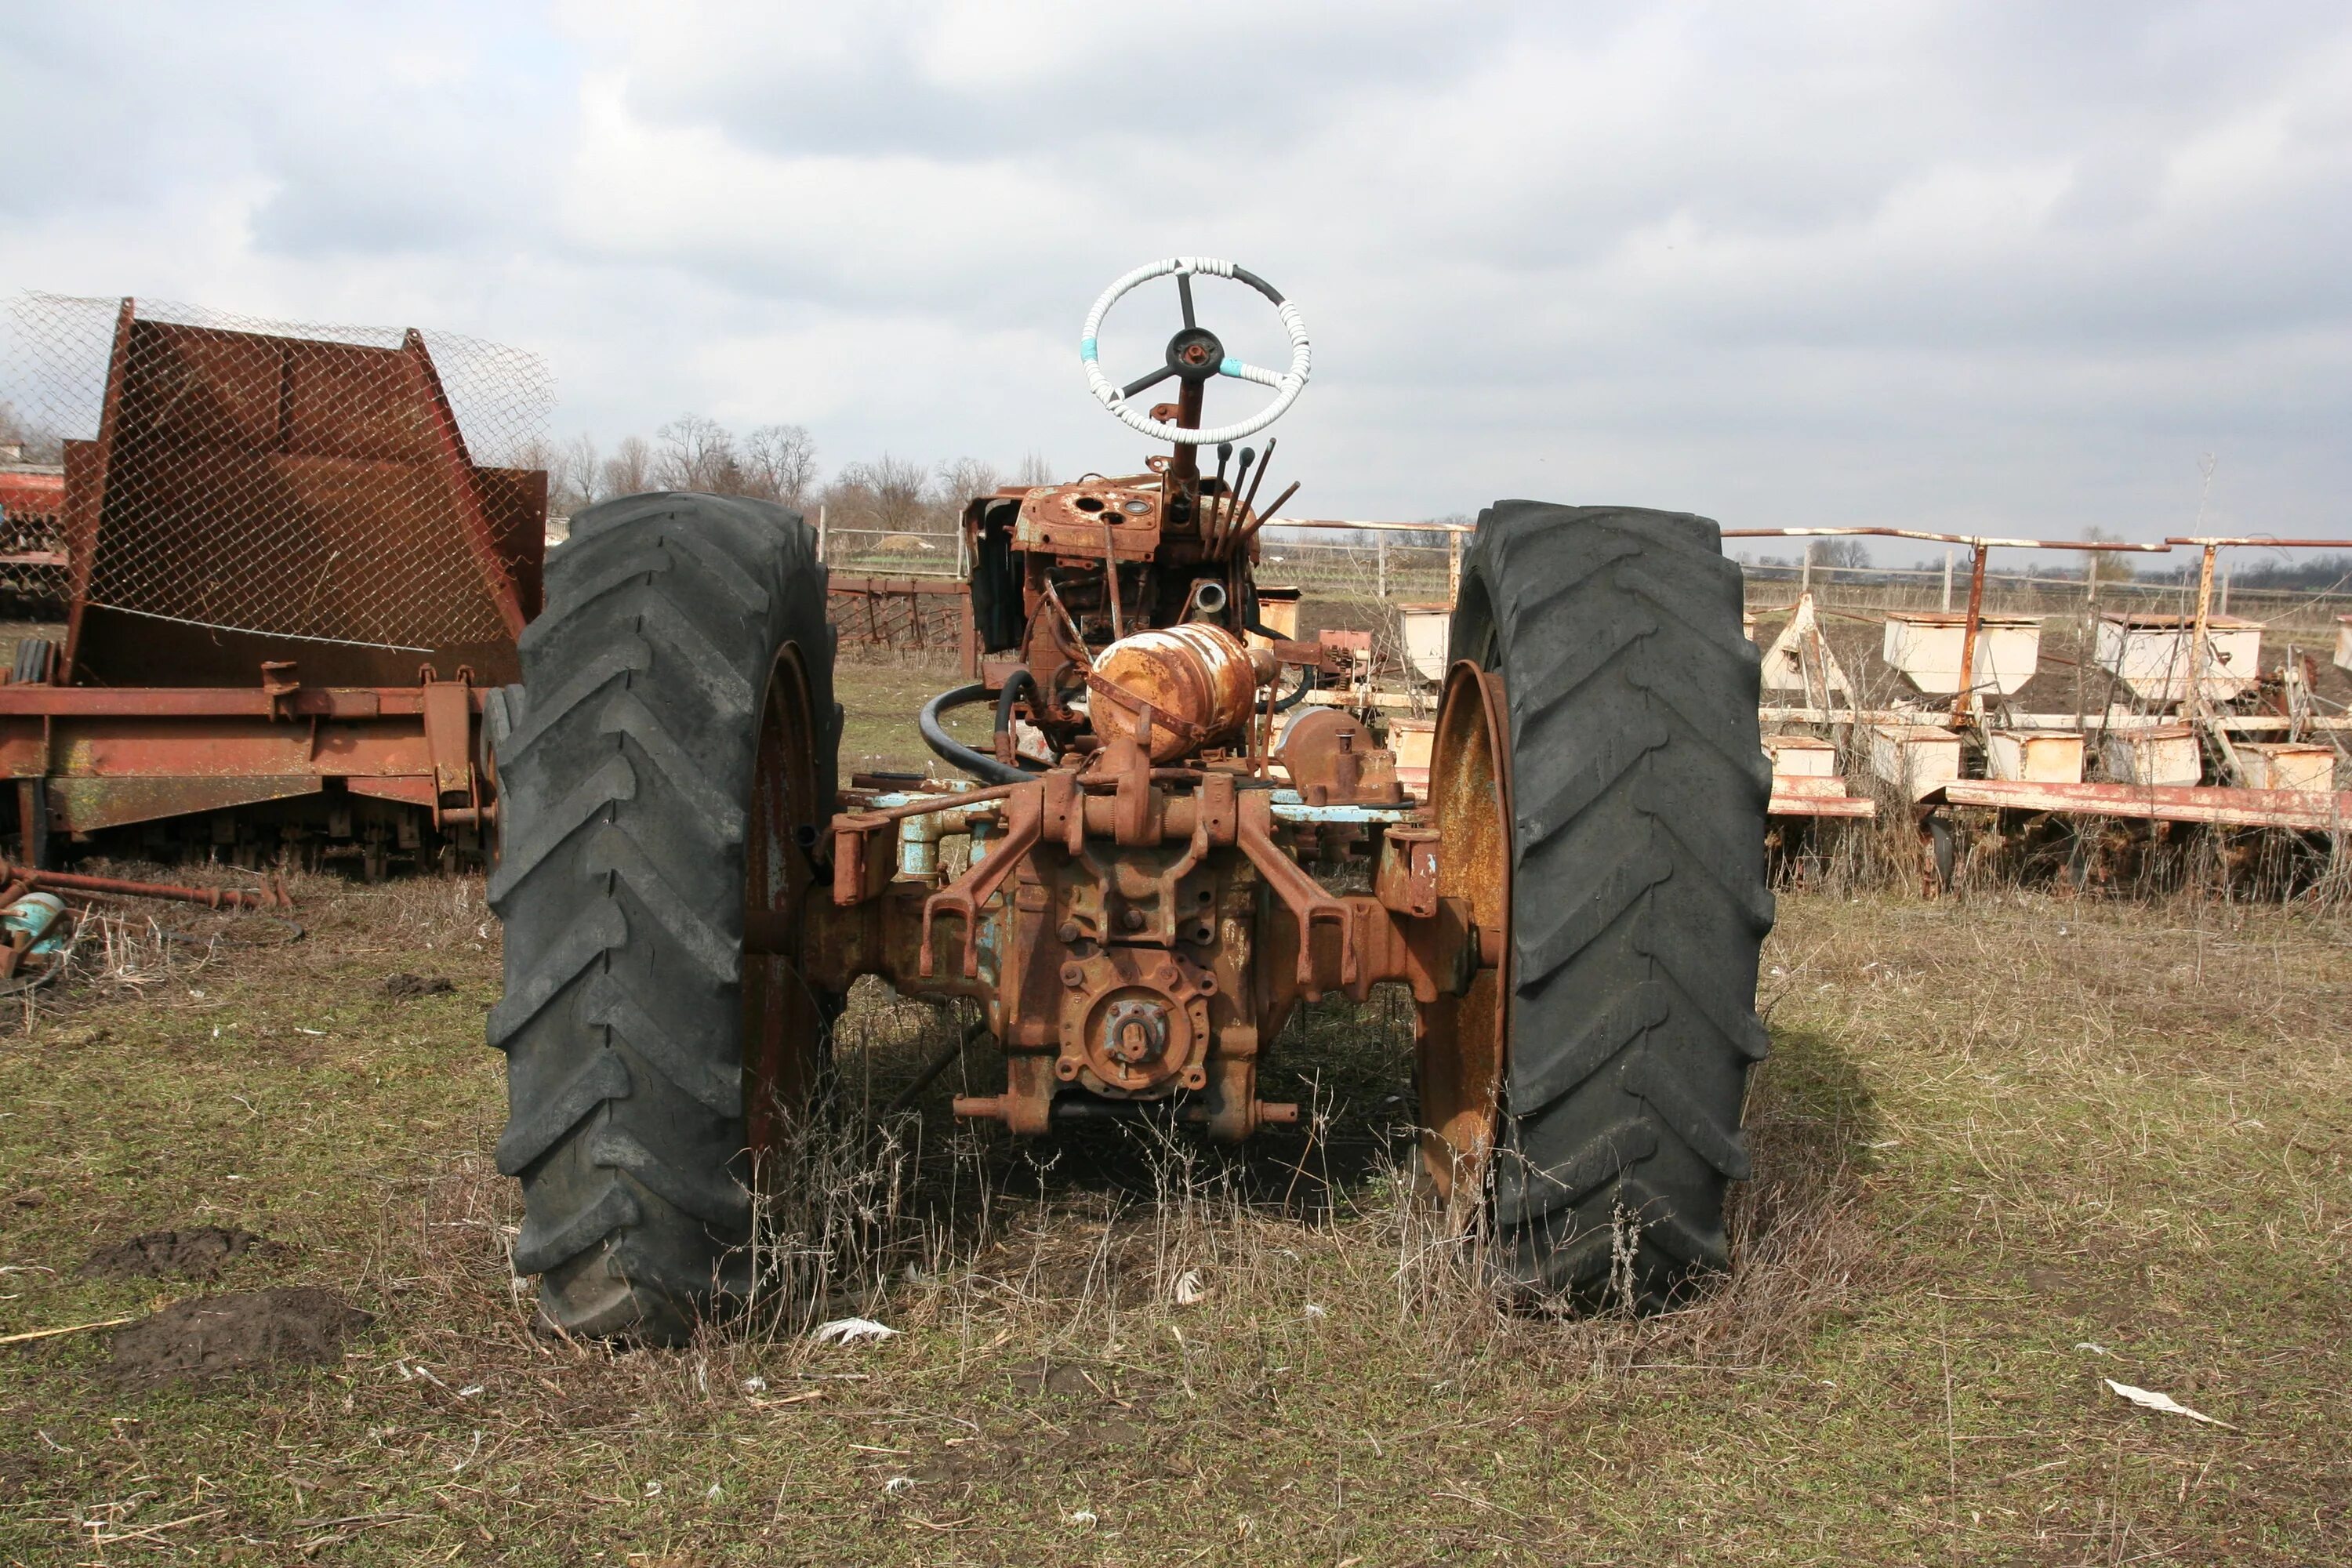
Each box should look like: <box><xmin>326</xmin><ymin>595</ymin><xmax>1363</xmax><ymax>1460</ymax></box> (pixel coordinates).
<box><xmin>0</xmin><ymin>669</ymin><xmax>2344</xmax><ymax>1559</ymax></box>
<box><xmin>0</xmin><ymin>874</ymin><xmax>2343</xmax><ymax>1563</ymax></box>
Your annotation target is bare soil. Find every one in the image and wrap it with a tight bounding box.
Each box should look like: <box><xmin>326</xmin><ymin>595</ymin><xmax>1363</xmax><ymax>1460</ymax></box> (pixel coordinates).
<box><xmin>107</xmin><ymin>1288</ymin><xmax>371</xmax><ymax>1385</ymax></box>
<box><xmin>381</xmin><ymin>973</ymin><xmax>455</xmax><ymax>1000</ymax></box>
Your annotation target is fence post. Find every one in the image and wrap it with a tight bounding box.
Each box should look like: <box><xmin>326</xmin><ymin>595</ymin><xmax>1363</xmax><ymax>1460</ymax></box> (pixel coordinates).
<box><xmin>1376</xmin><ymin>533</ymin><xmax>1387</xmax><ymax>601</ymax></box>
<box><xmin>1941</xmin><ymin>550</ymin><xmax>1953</xmax><ymax>612</ymax></box>
<box><xmin>1801</xmin><ymin>542</ymin><xmax>1813</xmax><ymax>597</ymax></box>
<box><xmin>816</xmin><ymin>503</ymin><xmax>827</xmax><ymax>564</ymax></box>
<box><xmin>1446</xmin><ymin>528</ymin><xmax>1463</xmax><ymax>608</ymax></box>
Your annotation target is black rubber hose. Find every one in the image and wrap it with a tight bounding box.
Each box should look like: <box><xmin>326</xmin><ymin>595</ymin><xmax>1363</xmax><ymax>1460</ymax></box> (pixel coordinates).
<box><xmin>993</xmin><ymin>669</ymin><xmax>1039</xmax><ymax>750</ymax></box>
<box><xmin>921</xmin><ymin>684</ymin><xmax>1034</xmax><ymax>785</ymax></box>
<box><xmin>1274</xmin><ymin>662</ymin><xmax>1315</xmax><ymax>712</ymax></box>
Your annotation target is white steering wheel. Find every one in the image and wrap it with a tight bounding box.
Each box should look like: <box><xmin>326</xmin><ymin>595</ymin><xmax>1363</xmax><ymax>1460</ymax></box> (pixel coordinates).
<box><xmin>1080</xmin><ymin>256</ymin><xmax>1311</xmax><ymax>445</ymax></box>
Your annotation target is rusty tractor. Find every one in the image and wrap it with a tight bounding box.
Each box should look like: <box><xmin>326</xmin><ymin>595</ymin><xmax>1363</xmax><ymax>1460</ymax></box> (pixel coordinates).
<box><xmin>491</xmin><ymin>259</ymin><xmax>1773</xmax><ymax>1341</ymax></box>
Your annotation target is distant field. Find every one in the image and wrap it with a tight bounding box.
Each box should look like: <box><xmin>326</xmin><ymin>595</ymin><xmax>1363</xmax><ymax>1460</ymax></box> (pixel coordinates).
<box><xmin>0</xmin><ymin>688</ymin><xmax>2346</xmax><ymax>1563</ymax></box>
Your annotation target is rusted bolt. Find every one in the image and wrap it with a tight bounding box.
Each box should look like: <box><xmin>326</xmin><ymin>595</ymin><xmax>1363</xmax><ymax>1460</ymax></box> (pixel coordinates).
<box><xmin>1061</xmin><ymin>962</ymin><xmax>1085</xmax><ymax>987</ymax></box>
<box><xmin>1057</xmin><ymin>920</ymin><xmax>1080</xmax><ymax>943</ymax></box>
<box><xmin>1121</xmin><ymin>907</ymin><xmax>1146</xmax><ymax>931</ymax></box>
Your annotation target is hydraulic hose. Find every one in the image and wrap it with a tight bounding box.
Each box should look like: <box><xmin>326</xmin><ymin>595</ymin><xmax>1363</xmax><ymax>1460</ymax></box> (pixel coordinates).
<box><xmin>920</xmin><ymin>684</ymin><xmax>1034</xmax><ymax>786</ymax></box>
<box><xmin>1243</xmin><ymin>614</ymin><xmax>1317</xmax><ymax>713</ymax></box>
<box><xmin>993</xmin><ymin>670</ymin><xmax>1039</xmax><ymax>750</ymax></box>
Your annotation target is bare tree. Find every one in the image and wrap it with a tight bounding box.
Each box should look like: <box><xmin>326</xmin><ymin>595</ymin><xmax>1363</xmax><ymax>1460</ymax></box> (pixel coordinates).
<box><xmin>935</xmin><ymin>457</ymin><xmax>1001</xmax><ymax>526</ymax></box>
<box><xmin>1014</xmin><ymin>450</ymin><xmax>1057</xmax><ymax>488</ymax></box>
<box><xmin>601</xmin><ymin>434</ymin><xmax>654</xmax><ymax>499</ymax></box>
<box><xmin>2081</xmin><ymin>527</ymin><xmax>2140</xmax><ymax>585</ymax></box>
<box><xmin>742</xmin><ymin>423</ymin><xmax>818</xmax><ymax>509</ymax></box>
<box><xmin>834</xmin><ymin>454</ymin><xmax>932</xmax><ymax>535</ymax></box>
<box><xmin>655</xmin><ymin>413</ymin><xmax>742</xmax><ymax>492</ymax></box>
<box><xmin>1808</xmin><ymin>537</ymin><xmax>1871</xmax><ymax>572</ymax></box>
<box><xmin>554</xmin><ymin>434</ymin><xmax>601</xmax><ymax>513</ymax></box>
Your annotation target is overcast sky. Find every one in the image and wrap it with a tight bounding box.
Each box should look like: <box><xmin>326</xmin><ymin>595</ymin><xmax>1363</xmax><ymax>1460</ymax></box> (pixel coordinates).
<box><xmin>4</xmin><ymin>2</ymin><xmax>2348</xmax><ymax>549</ymax></box>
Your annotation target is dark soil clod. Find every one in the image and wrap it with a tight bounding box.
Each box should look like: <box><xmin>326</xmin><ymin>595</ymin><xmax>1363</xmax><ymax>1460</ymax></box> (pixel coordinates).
<box><xmin>81</xmin><ymin>1226</ymin><xmax>283</xmax><ymax>1280</ymax></box>
<box><xmin>1007</xmin><ymin>1358</ymin><xmax>1106</xmax><ymax>1399</ymax></box>
<box><xmin>383</xmin><ymin>973</ymin><xmax>455</xmax><ymax>1000</ymax></box>
<box><xmin>108</xmin><ymin>1288</ymin><xmax>372</xmax><ymax>1384</ymax></box>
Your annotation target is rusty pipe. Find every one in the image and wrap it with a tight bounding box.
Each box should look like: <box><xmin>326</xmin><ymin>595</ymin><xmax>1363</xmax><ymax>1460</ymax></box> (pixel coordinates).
<box><xmin>0</xmin><ymin>861</ymin><xmax>289</xmax><ymax>912</ymax></box>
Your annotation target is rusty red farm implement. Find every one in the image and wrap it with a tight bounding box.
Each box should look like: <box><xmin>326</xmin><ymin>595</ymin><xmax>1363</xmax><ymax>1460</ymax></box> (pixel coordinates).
<box><xmin>0</xmin><ymin>296</ymin><xmax>546</xmax><ymax>874</ymax></box>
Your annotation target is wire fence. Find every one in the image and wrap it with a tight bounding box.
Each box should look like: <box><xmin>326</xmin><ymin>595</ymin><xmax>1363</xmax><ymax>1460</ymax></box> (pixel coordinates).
<box><xmin>0</xmin><ymin>292</ymin><xmax>552</xmax><ymax>652</ymax></box>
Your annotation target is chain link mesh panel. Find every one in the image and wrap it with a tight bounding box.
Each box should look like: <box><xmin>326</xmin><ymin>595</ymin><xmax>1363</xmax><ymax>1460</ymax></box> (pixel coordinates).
<box><xmin>0</xmin><ymin>292</ymin><xmax>552</xmax><ymax>652</ymax></box>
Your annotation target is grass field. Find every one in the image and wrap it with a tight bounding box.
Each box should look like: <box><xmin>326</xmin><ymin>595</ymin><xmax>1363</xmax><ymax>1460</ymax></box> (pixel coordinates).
<box><xmin>0</xmin><ymin>664</ymin><xmax>2346</xmax><ymax>1565</ymax></box>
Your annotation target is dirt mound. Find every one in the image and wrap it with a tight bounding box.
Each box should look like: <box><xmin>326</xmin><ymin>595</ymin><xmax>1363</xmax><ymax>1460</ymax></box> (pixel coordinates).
<box><xmin>81</xmin><ymin>1227</ymin><xmax>281</xmax><ymax>1279</ymax></box>
<box><xmin>108</xmin><ymin>1288</ymin><xmax>371</xmax><ymax>1384</ymax></box>
<box><xmin>383</xmin><ymin>973</ymin><xmax>454</xmax><ymax>999</ymax></box>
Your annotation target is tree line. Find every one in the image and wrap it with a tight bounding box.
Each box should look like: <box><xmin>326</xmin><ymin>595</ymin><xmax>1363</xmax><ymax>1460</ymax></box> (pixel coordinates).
<box><xmin>522</xmin><ymin>416</ymin><xmax>1053</xmax><ymax>541</ymax></box>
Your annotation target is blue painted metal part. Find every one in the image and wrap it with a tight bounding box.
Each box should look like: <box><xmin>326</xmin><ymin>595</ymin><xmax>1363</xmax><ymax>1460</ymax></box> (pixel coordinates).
<box><xmin>3</xmin><ymin>891</ymin><xmax>67</xmax><ymax>955</ymax></box>
<box><xmin>897</xmin><ymin>802</ymin><xmax>1001</xmax><ymax>878</ymax></box>
<box><xmin>1265</xmin><ymin>790</ymin><xmax>1417</xmax><ymax>826</ymax></box>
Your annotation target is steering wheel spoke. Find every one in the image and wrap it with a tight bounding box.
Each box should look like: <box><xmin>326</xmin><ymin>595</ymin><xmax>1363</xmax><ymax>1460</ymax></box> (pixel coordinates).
<box><xmin>1080</xmin><ymin>257</ymin><xmax>1312</xmax><ymax>446</ymax></box>
<box><xmin>1122</xmin><ymin>365</ymin><xmax>1178</xmax><ymax>400</ymax></box>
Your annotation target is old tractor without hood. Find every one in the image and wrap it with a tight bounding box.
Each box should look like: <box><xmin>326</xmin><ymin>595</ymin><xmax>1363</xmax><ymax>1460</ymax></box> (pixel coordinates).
<box><xmin>488</xmin><ymin>258</ymin><xmax>1773</xmax><ymax>1341</ymax></box>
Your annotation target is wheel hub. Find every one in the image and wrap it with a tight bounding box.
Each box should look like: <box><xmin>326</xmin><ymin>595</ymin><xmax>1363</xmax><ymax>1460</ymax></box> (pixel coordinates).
<box><xmin>1417</xmin><ymin>661</ymin><xmax>1512</xmax><ymax>1209</ymax></box>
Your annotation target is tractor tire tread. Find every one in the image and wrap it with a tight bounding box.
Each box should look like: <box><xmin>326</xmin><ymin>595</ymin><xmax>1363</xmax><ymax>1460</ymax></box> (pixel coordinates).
<box><xmin>489</xmin><ymin>491</ymin><xmax>833</xmax><ymax>1343</ymax></box>
<box><xmin>1452</xmin><ymin>502</ymin><xmax>1772</xmax><ymax>1308</ymax></box>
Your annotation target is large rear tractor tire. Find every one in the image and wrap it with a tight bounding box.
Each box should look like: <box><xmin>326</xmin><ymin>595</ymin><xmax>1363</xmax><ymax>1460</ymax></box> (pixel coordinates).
<box><xmin>1421</xmin><ymin>503</ymin><xmax>1773</xmax><ymax>1308</ymax></box>
<box><xmin>488</xmin><ymin>492</ymin><xmax>840</xmax><ymax>1342</ymax></box>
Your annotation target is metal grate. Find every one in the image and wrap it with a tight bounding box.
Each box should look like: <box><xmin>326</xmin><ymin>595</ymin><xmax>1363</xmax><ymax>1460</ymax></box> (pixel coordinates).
<box><xmin>1</xmin><ymin>292</ymin><xmax>552</xmax><ymax>653</ymax></box>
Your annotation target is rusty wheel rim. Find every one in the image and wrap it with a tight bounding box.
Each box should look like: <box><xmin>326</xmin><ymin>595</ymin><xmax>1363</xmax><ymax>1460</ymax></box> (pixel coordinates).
<box><xmin>1417</xmin><ymin>660</ymin><xmax>1511</xmax><ymax>1210</ymax></box>
<box><xmin>744</xmin><ymin>644</ymin><xmax>824</xmax><ymax>1170</ymax></box>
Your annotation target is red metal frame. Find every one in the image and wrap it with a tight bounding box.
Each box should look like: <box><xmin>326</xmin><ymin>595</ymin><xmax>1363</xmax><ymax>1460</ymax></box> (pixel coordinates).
<box><xmin>2</xmin><ymin>299</ymin><xmax>539</xmax><ymax>858</ymax></box>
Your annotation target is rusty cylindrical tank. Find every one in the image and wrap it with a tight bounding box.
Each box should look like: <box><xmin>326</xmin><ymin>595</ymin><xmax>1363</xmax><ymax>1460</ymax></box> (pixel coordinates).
<box><xmin>1087</xmin><ymin>622</ymin><xmax>1275</xmax><ymax>762</ymax></box>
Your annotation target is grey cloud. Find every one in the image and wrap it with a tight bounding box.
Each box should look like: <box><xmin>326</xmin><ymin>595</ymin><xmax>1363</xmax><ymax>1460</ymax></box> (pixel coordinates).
<box><xmin>2</xmin><ymin>1</ymin><xmax>2349</xmax><ymax>540</ymax></box>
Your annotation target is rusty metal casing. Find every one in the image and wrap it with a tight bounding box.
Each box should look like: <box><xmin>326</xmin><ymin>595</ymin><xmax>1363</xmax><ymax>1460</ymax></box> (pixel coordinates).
<box><xmin>1086</xmin><ymin>622</ymin><xmax>1272</xmax><ymax>763</ymax></box>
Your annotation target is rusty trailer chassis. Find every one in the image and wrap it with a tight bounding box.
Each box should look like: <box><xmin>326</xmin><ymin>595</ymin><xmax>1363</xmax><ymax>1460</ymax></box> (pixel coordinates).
<box><xmin>0</xmin><ymin>673</ymin><xmax>496</xmax><ymax>860</ymax></box>
<box><xmin>790</xmin><ymin>741</ymin><xmax>1493</xmax><ymax>1143</ymax></box>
